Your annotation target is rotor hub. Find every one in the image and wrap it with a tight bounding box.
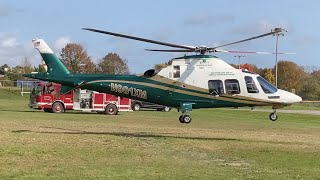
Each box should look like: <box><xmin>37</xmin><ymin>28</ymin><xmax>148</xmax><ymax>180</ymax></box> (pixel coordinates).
<box><xmin>195</xmin><ymin>46</ymin><xmax>210</xmax><ymax>54</ymax></box>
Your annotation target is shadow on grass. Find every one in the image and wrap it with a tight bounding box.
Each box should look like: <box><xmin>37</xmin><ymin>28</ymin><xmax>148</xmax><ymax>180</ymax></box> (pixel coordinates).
<box><xmin>12</xmin><ymin>128</ymin><xmax>306</xmax><ymax>145</ymax></box>
<box><xmin>0</xmin><ymin>109</ymin><xmax>39</xmax><ymax>113</ymax></box>
<box><xmin>12</xmin><ymin>127</ymin><xmax>240</xmax><ymax>142</ymax></box>
<box><xmin>0</xmin><ymin>109</ymin><xmax>121</xmax><ymax>115</ymax></box>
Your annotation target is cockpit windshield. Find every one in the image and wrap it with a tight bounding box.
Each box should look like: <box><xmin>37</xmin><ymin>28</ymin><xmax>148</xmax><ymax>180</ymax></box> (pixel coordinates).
<box><xmin>257</xmin><ymin>76</ymin><xmax>278</xmax><ymax>94</ymax></box>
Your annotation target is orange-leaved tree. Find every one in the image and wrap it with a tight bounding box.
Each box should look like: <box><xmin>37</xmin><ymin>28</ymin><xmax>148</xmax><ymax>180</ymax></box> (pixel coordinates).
<box><xmin>60</xmin><ymin>43</ymin><xmax>95</xmax><ymax>73</ymax></box>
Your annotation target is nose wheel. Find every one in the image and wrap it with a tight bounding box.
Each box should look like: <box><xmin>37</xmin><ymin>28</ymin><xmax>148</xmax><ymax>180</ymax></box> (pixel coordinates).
<box><xmin>179</xmin><ymin>114</ymin><xmax>192</xmax><ymax>124</ymax></box>
<box><xmin>269</xmin><ymin>109</ymin><xmax>277</xmax><ymax>121</ymax></box>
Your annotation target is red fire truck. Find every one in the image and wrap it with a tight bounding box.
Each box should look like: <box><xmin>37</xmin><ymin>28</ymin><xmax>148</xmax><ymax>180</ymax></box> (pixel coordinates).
<box><xmin>29</xmin><ymin>82</ymin><xmax>132</xmax><ymax>114</ymax></box>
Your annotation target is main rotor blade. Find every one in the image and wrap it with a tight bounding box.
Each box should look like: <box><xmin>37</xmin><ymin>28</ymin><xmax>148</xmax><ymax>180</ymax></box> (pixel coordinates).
<box><xmin>210</xmin><ymin>28</ymin><xmax>286</xmax><ymax>49</ymax></box>
<box><xmin>83</xmin><ymin>28</ymin><xmax>195</xmax><ymax>50</ymax></box>
<box><xmin>215</xmin><ymin>49</ymin><xmax>296</xmax><ymax>55</ymax></box>
<box><xmin>145</xmin><ymin>49</ymin><xmax>195</xmax><ymax>52</ymax></box>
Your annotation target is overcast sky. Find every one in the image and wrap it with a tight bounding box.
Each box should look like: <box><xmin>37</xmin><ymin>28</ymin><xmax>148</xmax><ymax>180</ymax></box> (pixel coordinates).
<box><xmin>0</xmin><ymin>0</ymin><xmax>319</xmax><ymax>73</ymax></box>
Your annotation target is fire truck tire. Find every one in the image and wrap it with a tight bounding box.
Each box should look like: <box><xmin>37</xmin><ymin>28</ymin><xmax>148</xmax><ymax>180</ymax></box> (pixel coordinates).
<box><xmin>105</xmin><ymin>104</ymin><xmax>118</xmax><ymax>115</ymax></box>
<box><xmin>44</xmin><ymin>108</ymin><xmax>52</xmax><ymax>113</ymax></box>
<box><xmin>132</xmin><ymin>102</ymin><xmax>141</xmax><ymax>111</ymax></box>
<box><xmin>52</xmin><ymin>102</ymin><xmax>65</xmax><ymax>113</ymax></box>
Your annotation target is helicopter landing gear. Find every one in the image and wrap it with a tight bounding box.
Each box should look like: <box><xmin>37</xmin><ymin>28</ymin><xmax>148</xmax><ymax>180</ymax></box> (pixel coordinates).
<box><xmin>269</xmin><ymin>109</ymin><xmax>277</xmax><ymax>121</ymax></box>
<box><xmin>179</xmin><ymin>103</ymin><xmax>194</xmax><ymax>124</ymax></box>
<box><xmin>179</xmin><ymin>114</ymin><xmax>192</xmax><ymax>124</ymax></box>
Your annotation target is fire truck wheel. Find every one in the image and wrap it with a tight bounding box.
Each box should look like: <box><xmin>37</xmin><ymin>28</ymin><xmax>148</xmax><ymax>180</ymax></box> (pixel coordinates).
<box><xmin>52</xmin><ymin>102</ymin><xmax>65</xmax><ymax>113</ymax></box>
<box><xmin>105</xmin><ymin>104</ymin><xmax>118</xmax><ymax>115</ymax></box>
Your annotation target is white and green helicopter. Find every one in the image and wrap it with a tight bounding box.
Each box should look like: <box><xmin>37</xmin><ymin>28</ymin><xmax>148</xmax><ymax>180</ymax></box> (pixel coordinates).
<box><xmin>24</xmin><ymin>28</ymin><xmax>301</xmax><ymax>124</ymax></box>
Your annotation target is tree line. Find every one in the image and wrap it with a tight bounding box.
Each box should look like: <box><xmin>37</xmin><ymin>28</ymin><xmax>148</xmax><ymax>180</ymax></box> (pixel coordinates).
<box><xmin>0</xmin><ymin>42</ymin><xmax>320</xmax><ymax>100</ymax></box>
<box><xmin>60</xmin><ymin>43</ymin><xmax>129</xmax><ymax>74</ymax></box>
<box><xmin>0</xmin><ymin>43</ymin><xmax>129</xmax><ymax>80</ymax></box>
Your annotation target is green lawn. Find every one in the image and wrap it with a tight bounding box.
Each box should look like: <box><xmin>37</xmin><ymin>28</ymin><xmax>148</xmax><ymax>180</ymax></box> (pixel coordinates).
<box><xmin>0</xmin><ymin>88</ymin><xmax>319</xmax><ymax>179</ymax></box>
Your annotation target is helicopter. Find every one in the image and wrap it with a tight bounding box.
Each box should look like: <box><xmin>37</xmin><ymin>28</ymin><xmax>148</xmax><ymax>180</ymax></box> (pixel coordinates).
<box><xmin>23</xmin><ymin>28</ymin><xmax>302</xmax><ymax>124</ymax></box>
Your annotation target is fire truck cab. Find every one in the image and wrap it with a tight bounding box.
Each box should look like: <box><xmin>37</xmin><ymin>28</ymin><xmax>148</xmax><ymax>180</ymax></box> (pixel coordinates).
<box><xmin>29</xmin><ymin>82</ymin><xmax>132</xmax><ymax>114</ymax></box>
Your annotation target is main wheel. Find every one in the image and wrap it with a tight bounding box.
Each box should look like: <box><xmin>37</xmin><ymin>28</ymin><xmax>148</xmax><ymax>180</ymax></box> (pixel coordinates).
<box><xmin>52</xmin><ymin>102</ymin><xmax>64</xmax><ymax>113</ymax></box>
<box><xmin>182</xmin><ymin>115</ymin><xmax>192</xmax><ymax>124</ymax></box>
<box><xmin>269</xmin><ymin>112</ymin><xmax>277</xmax><ymax>121</ymax></box>
<box><xmin>132</xmin><ymin>103</ymin><xmax>141</xmax><ymax>111</ymax></box>
<box><xmin>105</xmin><ymin>104</ymin><xmax>118</xmax><ymax>115</ymax></box>
<box><xmin>163</xmin><ymin>106</ymin><xmax>171</xmax><ymax>112</ymax></box>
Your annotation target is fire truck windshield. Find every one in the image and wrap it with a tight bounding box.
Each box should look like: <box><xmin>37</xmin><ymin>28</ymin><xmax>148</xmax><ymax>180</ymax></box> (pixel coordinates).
<box><xmin>32</xmin><ymin>85</ymin><xmax>42</xmax><ymax>96</ymax></box>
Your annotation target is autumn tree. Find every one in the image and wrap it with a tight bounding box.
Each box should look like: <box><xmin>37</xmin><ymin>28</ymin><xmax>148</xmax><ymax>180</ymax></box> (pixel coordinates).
<box><xmin>97</xmin><ymin>53</ymin><xmax>129</xmax><ymax>74</ymax></box>
<box><xmin>240</xmin><ymin>63</ymin><xmax>255</xmax><ymax>72</ymax></box>
<box><xmin>299</xmin><ymin>70</ymin><xmax>320</xmax><ymax>100</ymax></box>
<box><xmin>257</xmin><ymin>68</ymin><xmax>275</xmax><ymax>84</ymax></box>
<box><xmin>277</xmin><ymin>60</ymin><xmax>306</xmax><ymax>93</ymax></box>
<box><xmin>60</xmin><ymin>43</ymin><xmax>95</xmax><ymax>73</ymax></box>
<box><xmin>263</xmin><ymin>68</ymin><xmax>275</xmax><ymax>84</ymax></box>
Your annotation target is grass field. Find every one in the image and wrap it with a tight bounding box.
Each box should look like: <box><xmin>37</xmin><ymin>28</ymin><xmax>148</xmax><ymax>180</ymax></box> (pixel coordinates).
<box><xmin>0</xmin><ymin>88</ymin><xmax>319</xmax><ymax>179</ymax></box>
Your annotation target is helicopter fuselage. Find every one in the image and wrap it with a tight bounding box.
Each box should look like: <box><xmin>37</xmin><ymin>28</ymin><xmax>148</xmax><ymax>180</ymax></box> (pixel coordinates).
<box><xmin>24</xmin><ymin>39</ymin><xmax>301</xmax><ymax>123</ymax></box>
<box><xmin>26</xmin><ymin>54</ymin><xmax>301</xmax><ymax>110</ymax></box>
<box><xmin>156</xmin><ymin>55</ymin><xmax>301</xmax><ymax>108</ymax></box>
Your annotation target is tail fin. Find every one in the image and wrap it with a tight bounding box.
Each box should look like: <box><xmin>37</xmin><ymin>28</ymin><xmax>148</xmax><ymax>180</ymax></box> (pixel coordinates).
<box><xmin>32</xmin><ymin>39</ymin><xmax>70</xmax><ymax>76</ymax></box>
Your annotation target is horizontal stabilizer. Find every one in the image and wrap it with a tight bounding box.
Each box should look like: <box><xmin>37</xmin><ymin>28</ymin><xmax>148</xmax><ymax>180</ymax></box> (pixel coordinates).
<box><xmin>60</xmin><ymin>85</ymin><xmax>74</xmax><ymax>94</ymax></box>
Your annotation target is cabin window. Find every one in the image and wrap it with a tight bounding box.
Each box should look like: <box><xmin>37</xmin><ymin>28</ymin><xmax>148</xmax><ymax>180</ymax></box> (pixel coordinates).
<box><xmin>173</xmin><ymin>66</ymin><xmax>180</xmax><ymax>78</ymax></box>
<box><xmin>257</xmin><ymin>76</ymin><xmax>278</xmax><ymax>94</ymax></box>
<box><xmin>208</xmin><ymin>80</ymin><xmax>224</xmax><ymax>95</ymax></box>
<box><xmin>225</xmin><ymin>79</ymin><xmax>240</xmax><ymax>94</ymax></box>
<box><xmin>34</xmin><ymin>85</ymin><xmax>41</xmax><ymax>95</ymax></box>
<box><xmin>43</xmin><ymin>86</ymin><xmax>50</xmax><ymax>94</ymax></box>
<box><xmin>245</xmin><ymin>76</ymin><xmax>259</xmax><ymax>93</ymax></box>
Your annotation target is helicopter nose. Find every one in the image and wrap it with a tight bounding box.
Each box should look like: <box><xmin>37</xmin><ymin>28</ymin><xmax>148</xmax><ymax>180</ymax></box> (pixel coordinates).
<box><xmin>283</xmin><ymin>91</ymin><xmax>302</xmax><ymax>104</ymax></box>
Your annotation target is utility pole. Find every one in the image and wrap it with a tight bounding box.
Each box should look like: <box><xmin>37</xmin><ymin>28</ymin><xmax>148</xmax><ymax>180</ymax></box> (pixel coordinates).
<box><xmin>272</xmin><ymin>28</ymin><xmax>287</xmax><ymax>87</ymax></box>
<box><xmin>234</xmin><ymin>55</ymin><xmax>245</xmax><ymax>69</ymax></box>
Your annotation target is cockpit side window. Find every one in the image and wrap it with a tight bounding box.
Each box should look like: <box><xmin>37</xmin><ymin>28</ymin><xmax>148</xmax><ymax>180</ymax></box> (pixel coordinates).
<box><xmin>245</xmin><ymin>76</ymin><xmax>259</xmax><ymax>93</ymax></box>
<box><xmin>173</xmin><ymin>66</ymin><xmax>180</xmax><ymax>78</ymax></box>
<box><xmin>208</xmin><ymin>80</ymin><xmax>224</xmax><ymax>95</ymax></box>
<box><xmin>257</xmin><ymin>76</ymin><xmax>278</xmax><ymax>94</ymax></box>
<box><xmin>225</xmin><ymin>79</ymin><xmax>240</xmax><ymax>94</ymax></box>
